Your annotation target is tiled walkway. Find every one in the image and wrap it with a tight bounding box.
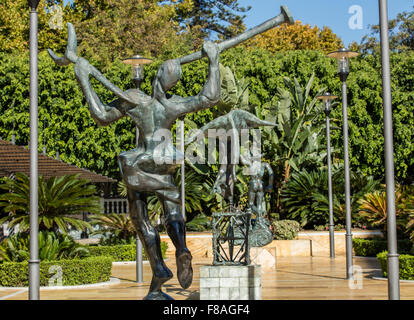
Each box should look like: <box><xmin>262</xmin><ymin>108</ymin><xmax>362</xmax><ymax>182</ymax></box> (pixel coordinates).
<box><xmin>1</xmin><ymin>256</ymin><xmax>413</xmax><ymax>300</ymax></box>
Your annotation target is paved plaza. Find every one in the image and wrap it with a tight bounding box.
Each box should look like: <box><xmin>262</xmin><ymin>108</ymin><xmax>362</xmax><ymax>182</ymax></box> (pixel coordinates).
<box><xmin>1</xmin><ymin>255</ymin><xmax>413</xmax><ymax>300</ymax></box>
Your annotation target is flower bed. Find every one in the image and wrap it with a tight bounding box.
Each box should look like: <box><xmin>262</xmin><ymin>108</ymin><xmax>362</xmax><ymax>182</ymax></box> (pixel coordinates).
<box><xmin>377</xmin><ymin>251</ymin><xmax>414</xmax><ymax>280</ymax></box>
<box><xmin>0</xmin><ymin>256</ymin><xmax>112</xmax><ymax>287</ymax></box>
<box><xmin>88</xmin><ymin>242</ymin><xmax>168</xmax><ymax>261</ymax></box>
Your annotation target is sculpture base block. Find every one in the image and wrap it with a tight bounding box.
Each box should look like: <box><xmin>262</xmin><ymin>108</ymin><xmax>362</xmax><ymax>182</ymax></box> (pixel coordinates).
<box><xmin>199</xmin><ymin>265</ymin><xmax>261</xmax><ymax>300</ymax></box>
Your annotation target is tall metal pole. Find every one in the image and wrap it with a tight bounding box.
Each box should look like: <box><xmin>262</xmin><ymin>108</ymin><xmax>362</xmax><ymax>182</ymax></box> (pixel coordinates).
<box><xmin>135</xmin><ymin>236</ymin><xmax>143</xmax><ymax>283</ymax></box>
<box><xmin>28</xmin><ymin>0</ymin><xmax>40</xmax><ymax>300</ymax></box>
<box><xmin>325</xmin><ymin>111</ymin><xmax>335</xmax><ymax>258</ymax></box>
<box><xmin>180</xmin><ymin>118</ymin><xmax>186</xmax><ymax>221</ymax></box>
<box><xmin>341</xmin><ymin>81</ymin><xmax>353</xmax><ymax>279</ymax></box>
<box><xmin>378</xmin><ymin>0</ymin><xmax>400</xmax><ymax>300</ymax></box>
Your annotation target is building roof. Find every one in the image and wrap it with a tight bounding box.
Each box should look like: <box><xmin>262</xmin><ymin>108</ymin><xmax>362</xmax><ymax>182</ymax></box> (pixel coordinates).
<box><xmin>0</xmin><ymin>139</ymin><xmax>117</xmax><ymax>183</ymax></box>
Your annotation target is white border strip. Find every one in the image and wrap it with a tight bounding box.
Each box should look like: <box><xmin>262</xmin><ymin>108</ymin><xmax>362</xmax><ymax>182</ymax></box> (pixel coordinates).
<box><xmin>372</xmin><ymin>276</ymin><xmax>414</xmax><ymax>283</ymax></box>
<box><xmin>0</xmin><ymin>289</ymin><xmax>27</xmax><ymax>300</ymax></box>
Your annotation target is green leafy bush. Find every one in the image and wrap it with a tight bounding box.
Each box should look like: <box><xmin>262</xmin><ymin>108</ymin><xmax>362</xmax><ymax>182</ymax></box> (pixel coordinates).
<box><xmin>0</xmin><ymin>231</ymin><xmax>89</xmax><ymax>263</ymax></box>
<box><xmin>353</xmin><ymin>238</ymin><xmax>412</xmax><ymax>257</ymax></box>
<box><xmin>88</xmin><ymin>242</ymin><xmax>168</xmax><ymax>261</ymax></box>
<box><xmin>0</xmin><ymin>256</ymin><xmax>112</xmax><ymax>287</ymax></box>
<box><xmin>272</xmin><ymin>220</ymin><xmax>301</xmax><ymax>240</ymax></box>
<box><xmin>2</xmin><ymin>49</ymin><xmax>414</xmax><ymax>186</ymax></box>
<box><xmin>377</xmin><ymin>251</ymin><xmax>414</xmax><ymax>280</ymax></box>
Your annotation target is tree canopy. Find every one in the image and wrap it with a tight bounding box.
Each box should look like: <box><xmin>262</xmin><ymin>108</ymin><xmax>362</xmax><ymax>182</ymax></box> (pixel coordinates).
<box><xmin>355</xmin><ymin>5</ymin><xmax>414</xmax><ymax>54</ymax></box>
<box><xmin>242</xmin><ymin>20</ymin><xmax>343</xmax><ymax>54</ymax></box>
<box><xmin>172</xmin><ymin>0</ymin><xmax>250</xmax><ymax>39</ymax></box>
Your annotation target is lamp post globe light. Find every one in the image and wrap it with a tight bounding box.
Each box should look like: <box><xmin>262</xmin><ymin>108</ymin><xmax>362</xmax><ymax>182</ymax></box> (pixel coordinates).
<box><xmin>122</xmin><ymin>55</ymin><xmax>153</xmax><ymax>284</ymax></box>
<box><xmin>28</xmin><ymin>0</ymin><xmax>41</xmax><ymax>301</ymax></box>
<box><xmin>327</xmin><ymin>48</ymin><xmax>359</xmax><ymax>279</ymax></box>
<box><xmin>317</xmin><ymin>93</ymin><xmax>338</xmax><ymax>259</ymax></box>
<box><xmin>122</xmin><ymin>55</ymin><xmax>153</xmax><ymax>89</ymax></box>
<box><xmin>122</xmin><ymin>55</ymin><xmax>153</xmax><ymax>146</ymax></box>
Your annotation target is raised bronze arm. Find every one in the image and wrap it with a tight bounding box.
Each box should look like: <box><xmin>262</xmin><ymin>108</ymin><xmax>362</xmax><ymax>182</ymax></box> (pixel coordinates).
<box><xmin>48</xmin><ymin>23</ymin><xmax>137</xmax><ymax>125</ymax></box>
<box><xmin>178</xmin><ymin>6</ymin><xmax>294</xmax><ymax>65</ymax></box>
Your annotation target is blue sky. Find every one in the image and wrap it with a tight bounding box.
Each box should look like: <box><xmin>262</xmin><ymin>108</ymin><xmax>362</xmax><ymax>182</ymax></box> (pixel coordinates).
<box><xmin>63</xmin><ymin>0</ymin><xmax>413</xmax><ymax>46</ymax></box>
<box><xmin>238</xmin><ymin>0</ymin><xmax>413</xmax><ymax>46</ymax></box>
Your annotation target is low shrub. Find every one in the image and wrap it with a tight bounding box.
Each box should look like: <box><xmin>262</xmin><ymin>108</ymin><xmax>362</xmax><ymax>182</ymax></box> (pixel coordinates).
<box><xmin>272</xmin><ymin>220</ymin><xmax>301</xmax><ymax>240</ymax></box>
<box><xmin>0</xmin><ymin>256</ymin><xmax>112</xmax><ymax>287</ymax></box>
<box><xmin>314</xmin><ymin>224</ymin><xmax>345</xmax><ymax>231</ymax></box>
<box><xmin>0</xmin><ymin>231</ymin><xmax>89</xmax><ymax>263</ymax></box>
<box><xmin>377</xmin><ymin>251</ymin><xmax>414</xmax><ymax>280</ymax></box>
<box><xmin>353</xmin><ymin>238</ymin><xmax>412</xmax><ymax>257</ymax></box>
<box><xmin>88</xmin><ymin>242</ymin><xmax>168</xmax><ymax>261</ymax></box>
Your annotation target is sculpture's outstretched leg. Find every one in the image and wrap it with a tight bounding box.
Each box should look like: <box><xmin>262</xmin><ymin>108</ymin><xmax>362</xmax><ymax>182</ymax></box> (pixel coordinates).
<box><xmin>127</xmin><ymin>189</ymin><xmax>173</xmax><ymax>300</ymax></box>
<box><xmin>157</xmin><ymin>181</ymin><xmax>193</xmax><ymax>290</ymax></box>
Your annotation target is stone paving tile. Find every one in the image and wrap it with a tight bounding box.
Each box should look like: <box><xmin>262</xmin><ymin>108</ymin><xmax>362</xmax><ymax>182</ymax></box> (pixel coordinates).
<box><xmin>1</xmin><ymin>255</ymin><xmax>413</xmax><ymax>300</ymax></box>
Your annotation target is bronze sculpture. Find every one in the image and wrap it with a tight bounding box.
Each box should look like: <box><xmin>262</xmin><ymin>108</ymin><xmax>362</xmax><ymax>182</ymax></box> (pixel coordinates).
<box><xmin>49</xmin><ymin>5</ymin><xmax>293</xmax><ymax>299</ymax></box>
<box><xmin>49</xmin><ymin>24</ymin><xmax>220</xmax><ymax>300</ymax></box>
<box><xmin>242</xmin><ymin>153</ymin><xmax>274</xmax><ymax>247</ymax></box>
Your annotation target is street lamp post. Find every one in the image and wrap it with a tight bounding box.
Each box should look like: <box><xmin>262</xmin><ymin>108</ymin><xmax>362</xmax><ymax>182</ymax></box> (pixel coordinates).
<box><xmin>378</xmin><ymin>0</ymin><xmax>400</xmax><ymax>300</ymax></box>
<box><xmin>122</xmin><ymin>55</ymin><xmax>152</xmax><ymax>283</ymax></box>
<box><xmin>317</xmin><ymin>93</ymin><xmax>338</xmax><ymax>259</ymax></box>
<box><xmin>327</xmin><ymin>48</ymin><xmax>359</xmax><ymax>279</ymax></box>
<box><xmin>28</xmin><ymin>0</ymin><xmax>41</xmax><ymax>300</ymax></box>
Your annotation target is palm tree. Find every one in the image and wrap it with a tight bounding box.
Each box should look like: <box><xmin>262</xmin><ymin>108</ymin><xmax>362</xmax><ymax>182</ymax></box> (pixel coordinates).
<box><xmin>281</xmin><ymin>166</ymin><xmax>380</xmax><ymax>228</ymax></box>
<box><xmin>89</xmin><ymin>213</ymin><xmax>136</xmax><ymax>244</ymax></box>
<box><xmin>0</xmin><ymin>173</ymin><xmax>100</xmax><ymax>234</ymax></box>
<box><xmin>0</xmin><ymin>231</ymin><xmax>89</xmax><ymax>262</ymax></box>
<box><xmin>359</xmin><ymin>185</ymin><xmax>413</xmax><ymax>232</ymax></box>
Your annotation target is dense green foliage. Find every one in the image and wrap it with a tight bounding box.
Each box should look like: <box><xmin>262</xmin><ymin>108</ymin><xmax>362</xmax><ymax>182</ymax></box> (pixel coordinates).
<box><xmin>377</xmin><ymin>251</ymin><xmax>414</xmax><ymax>280</ymax></box>
<box><xmin>1</xmin><ymin>48</ymin><xmax>413</xmax><ymax>186</ymax></box>
<box><xmin>185</xmin><ymin>213</ymin><xmax>212</xmax><ymax>232</ymax></box>
<box><xmin>271</xmin><ymin>219</ymin><xmax>301</xmax><ymax>240</ymax></box>
<box><xmin>88</xmin><ymin>242</ymin><xmax>168</xmax><ymax>261</ymax></box>
<box><xmin>353</xmin><ymin>238</ymin><xmax>412</xmax><ymax>257</ymax></box>
<box><xmin>0</xmin><ymin>256</ymin><xmax>112</xmax><ymax>287</ymax></box>
<box><xmin>0</xmin><ymin>231</ymin><xmax>89</xmax><ymax>263</ymax></box>
<box><xmin>0</xmin><ymin>173</ymin><xmax>100</xmax><ymax>233</ymax></box>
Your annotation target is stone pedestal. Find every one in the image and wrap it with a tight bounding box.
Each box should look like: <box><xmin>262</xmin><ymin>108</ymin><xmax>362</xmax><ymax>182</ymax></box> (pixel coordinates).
<box><xmin>199</xmin><ymin>265</ymin><xmax>261</xmax><ymax>300</ymax></box>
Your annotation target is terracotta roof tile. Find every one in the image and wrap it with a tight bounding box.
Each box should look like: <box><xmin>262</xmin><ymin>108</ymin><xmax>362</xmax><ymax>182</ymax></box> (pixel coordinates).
<box><xmin>0</xmin><ymin>139</ymin><xmax>116</xmax><ymax>183</ymax></box>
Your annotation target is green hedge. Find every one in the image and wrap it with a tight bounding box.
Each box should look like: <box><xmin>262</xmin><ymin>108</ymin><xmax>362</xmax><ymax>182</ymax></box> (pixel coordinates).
<box><xmin>377</xmin><ymin>251</ymin><xmax>414</xmax><ymax>280</ymax></box>
<box><xmin>88</xmin><ymin>242</ymin><xmax>168</xmax><ymax>261</ymax></box>
<box><xmin>0</xmin><ymin>256</ymin><xmax>112</xmax><ymax>287</ymax></box>
<box><xmin>272</xmin><ymin>220</ymin><xmax>301</xmax><ymax>240</ymax></box>
<box><xmin>353</xmin><ymin>238</ymin><xmax>412</xmax><ymax>257</ymax></box>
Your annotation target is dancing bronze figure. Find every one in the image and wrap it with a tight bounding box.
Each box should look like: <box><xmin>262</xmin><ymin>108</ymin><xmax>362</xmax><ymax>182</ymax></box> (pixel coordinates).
<box><xmin>49</xmin><ymin>5</ymin><xmax>293</xmax><ymax>299</ymax></box>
